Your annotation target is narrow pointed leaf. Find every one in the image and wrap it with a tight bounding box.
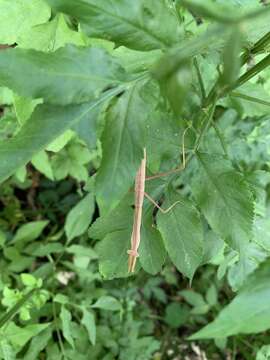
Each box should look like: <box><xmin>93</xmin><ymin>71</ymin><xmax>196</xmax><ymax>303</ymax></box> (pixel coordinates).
<box><xmin>96</xmin><ymin>80</ymin><xmax>155</xmax><ymax>214</ymax></box>
<box><xmin>0</xmin><ymin>45</ymin><xmax>126</xmax><ymax>105</ymax></box>
<box><xmin>65</xmin><ymin>193</ymin><xmax>95</xmax><ymax>242</ymax></box>
<box><xmin>81</xmin><ymin>308</ymin><xmax>96</xmax><ymax>346</ymax></box>
<box><xmin>60</xmin><ymin>306</ymin><xmax>74</xmax><ymax>349</ymax></box>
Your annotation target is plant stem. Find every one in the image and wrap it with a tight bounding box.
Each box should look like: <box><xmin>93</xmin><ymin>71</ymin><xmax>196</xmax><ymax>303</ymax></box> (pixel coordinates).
<box><xmin>194</xmin><ymin>57</ymin><xmax>206</xmax><ymax>101</ymax></box>
<box><xmin>204</xmin><ymin>34</ymin><xmax>270</xmax><ymax>107</ymax></box>
<box><xmin>52</xmin><ymin>301</ymin><xmax>67</xmax><ymax>360</ymax></box>
<box><xmin>231</xmin><ymin>91</ymin><xmax>270</xmax><ymax>107</ymax></box>
<box><xmin>241</xmin><ymin>31</ymin><xmax>270</xmax><ymax>64</ymax></box>
<box><xmin>233</xmin><ymin>53</ymin><xmax>270</xmax><ymax>89</ymax></box>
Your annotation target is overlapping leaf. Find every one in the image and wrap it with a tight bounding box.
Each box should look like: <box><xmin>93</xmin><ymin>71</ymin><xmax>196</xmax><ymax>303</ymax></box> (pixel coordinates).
<box><xmin>0</xmin><ymin>93</ymin><xmax>116</xmax><ymax>184</ymax></box>
<box><xmin>0</xmin><ymin>0</ymin><xmax>50</xmax><ymax>45</ymax></box>
<box><xmin>192</xmin><ymin>153</ymin><xmax>254</xmax><ymax>251</ymax></box>
<box><xmin>45</xmin><ymin>0</ymin><xmax>181</xmax><ymax>51</ymax></box>
<box><xmin>90</xmin><ymin>191</ymin><xmax>166</xmax><ymax>277</ymax></box>
<box><xmin>157</xmin><ymin>188</ymin><xmax>204</xmax><ymax>280</ymax></box>
<box><xmin>0</xmin><ymin>45</ymin><xmax>126</xmax><ymax>105</ymax></box>
<box><xmin>190</xmin><ymin>261</ymin><xmax>270</xmax><ymax>339</ymax></box>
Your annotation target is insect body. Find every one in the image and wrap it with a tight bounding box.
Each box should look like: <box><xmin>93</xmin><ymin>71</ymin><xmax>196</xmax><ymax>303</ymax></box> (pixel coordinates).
<box><xmin>127</xmin><ymin>148</ymin><xmax>146</xmax><ymax>273</ymax></box>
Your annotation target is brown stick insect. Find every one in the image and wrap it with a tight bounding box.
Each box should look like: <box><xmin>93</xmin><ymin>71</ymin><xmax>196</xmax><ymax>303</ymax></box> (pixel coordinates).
<box><xmin>127</xmin><ymin>128</ymin><xmax>189</xmax><ymax>273</ymax></box>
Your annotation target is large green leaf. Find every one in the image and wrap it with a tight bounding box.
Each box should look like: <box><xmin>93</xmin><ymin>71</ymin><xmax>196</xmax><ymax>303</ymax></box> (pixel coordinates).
<box><xmin>0</xmin><ymin>0</ymin><xmax>50</xmax><ymax>45</ymax></box>
<box><xmin>45</xmin><ymin>0</ymin><xmax>181</xmax><ymax>51</ymax></box>
<box><xmin>157</xmin><ymin>189</ymin><xmax>204</xmax><ymax>280</ymax></box>
<box><xmin>0</xmin><ymin>88</ymin><xmax>120</xmax><ymax>184</ymax></box>
<box><xmin>190</xmin><ymin>261</ymin><xmax>270</xmax><ymax>339</ymax></box>
<box><xmin>96</xmin><ymin>79</ymin><xmax>155</xmax><ymax>214</ymax></box>
<box><xmin>192</xmin><ymin>153</ymin><xmax>254</xmax><ymax>250</ymax></box>
<box><xmin>0</xmin><ymin>45</ymin><xmax>126</xmax><ymax>105</ymax></box>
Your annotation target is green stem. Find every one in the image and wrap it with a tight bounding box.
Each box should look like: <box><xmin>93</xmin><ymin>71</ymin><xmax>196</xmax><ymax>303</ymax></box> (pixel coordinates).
<box><xmin>233</xmin><ymin>53</ymin><xmax>270</xmax><ymax>89</ymax></box>
<box><xmin>212</xmin><ymin>121</ymin><xmax>229</xmax><ymax>157</ymax></box>
<box><xmin>204</xmin><ymin>35</ymin><xmax>270</xmax><ymax>107</ymax></box>
<box><xmin>241</xmin><ymin>31</ymin><xmax>270</xmax><ymax>64</ymax></box>
<box><xmin>231</xmin><ymin>91</ymin><xmax>270</xmax><ymax>107</ymax></box>
<box><xmin>194</xmin><ymin>57</ymin><xmax>206</xmax><ymax>101</ymax></box>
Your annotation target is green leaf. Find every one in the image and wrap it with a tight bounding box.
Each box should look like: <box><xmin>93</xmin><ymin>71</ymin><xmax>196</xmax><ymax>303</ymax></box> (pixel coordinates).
<box><xmin>89</xmin><ymin>193</ymin><xmax>133</xmax><ymax>240</ymax></box>
<box><xmin>206</xmin><ymin>285</ymin><xmax>218</xmax><ymax>306</ymax></box>
<box><xmin>0</xmin><ymin>340</ymin><xmax>15</xmax><ymax>360</ymax></box>
<box><xmin>19</xmin><ymin>14</ymin><xmax>86</xmax><ymax>51</ymax></box>
<box><xmin>191</xmin><ymin>153</ymin><xmax>254</xmax><ymax>250</ymax></box>
<box><xmin>60</xmin><ymin>306</ymin><xmax>74</xmax><ymax>349</ymax></box>
<box><xmin>0</xmin><ymin>0</ymin><xmax>50</xmax><ymax>45</ymax></box>
<box><xmin>256</xmin><ymin>345</ymin><xmax>270</xmax><ymax>360</ymax></box>
<box><xmin>31</xmin><ymin>151</ymin><xmax>54</xmax><ymax>181</ymax></box>
<box><xmin>13</xmin><ymin>94</ymin><xmax>42</xmax><ymax>125</ymax></box>
<box><xmin>96</xmin><ymin>229</ymin><xmax>131</xmax><ymax>279</ymax></box>
<box><xmin>0</xmin><ymin>45</ymin><xmax>126</xmax><ymax>105</ymax></box>
<box><xmin>66</xmin><ymin>245</ymin><xmax>97</xmax><ymax>259</ymax></box>
<box><xmin>24</xmin><ymin>327</ymin><xmax>52</xmax><ymax>360</ymax></box>
<box><xmin>81</xmin><ymin>308</ymin><xmax>96</xmax><ymax>346</ymax></box>
<box><xmin>157</xmin><ymin>189</ymin><xmax>204</xmax><ymax>280</ymax></box>
<box><xmin>91</xmin><ymin>296</ymin><xmax>122</xmax><ymax>311</ymax></box>
<box><xmin>0</xmin><ymin>87</ymin><xmax>13</xmax><ymax>105</ymax></box>
<box><xmin>190</xmin><ymin>261</ymin><xmax>270</xmax><ymax>339</ymax></box>
<box><xmin>180</xmin><ymin>290</ymin><xmax>206</xmax><ymax>308</ymax></box>
<box><xmin>114</xmin><ymin>47</ymin><xmax>162</xmax><ymax>74</ymax></box>
<box><xmin>0</xmin><ymin>90</ymin><xmax>119</xmax><ymax>184</ymax></box>
<box><xmin>228</xmin><ymin>242</ymin><xmax>268</xmax><ymax>291</ymax></box>
<box><xmin>65</xmin><ymin>193</ymin><xmax>95</xmax><ymax>242</ymax></box>
<box><xmin>12</xmin><ymin>221</ymin><xmax>48</xmax><ymax>246</ymax></box>
<box><xmin>45</xmin><ymin>0</ymin><xmax>181</xmax><ymax>50</ymax></box>
<box><xmin>139</xmin><ymin>216</ymin><xmax>166</xmax><ymax>275</ymax></box>
<box><xmin>46</xmin><ymin>130</ymin><xmax>74</xmax><ymax>153</ymax></box>
<box><xmin>96</xmin><ymin>79</ymin><xmax>154</xmax><ymax>214</ymax></box>
<box><xmin>21</xmin><ymin>274</ymin><xmax>40</xmax><ymax>288</ymax></box>
<box><xmin>1</xmin><ymin>322</ymin><xmax>50</xmax><ymax>349</ymax></box>
<box><xmin>51</xmin><ymin>140</ymin><xmax>92</xmax><ymax>182</ymax></box>
<box><xmin>165</xmin><ymin>303</ymin><xmax>189</xmax><ymax>328</ymax></box>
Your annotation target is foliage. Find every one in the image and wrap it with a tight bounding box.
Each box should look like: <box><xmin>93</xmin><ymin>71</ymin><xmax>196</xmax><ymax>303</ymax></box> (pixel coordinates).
<box><xmin>0</xmin><ymin>0</ymin><xmax>270</xmax><ymax>358</ymax></box>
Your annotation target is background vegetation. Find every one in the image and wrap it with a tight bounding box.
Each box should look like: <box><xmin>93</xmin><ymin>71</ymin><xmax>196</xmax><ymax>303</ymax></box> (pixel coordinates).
<box><xmin>1</xmin><ymin>0</ymin><xmax>270</xmax><ymax>359</ymax></box>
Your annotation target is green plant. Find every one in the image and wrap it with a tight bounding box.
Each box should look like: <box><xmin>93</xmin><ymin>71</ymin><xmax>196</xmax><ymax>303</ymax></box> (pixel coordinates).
<box><xmin>1</xmin><ymin>0</ymin><xmax>270</xmax><ymax>358</ymax></box>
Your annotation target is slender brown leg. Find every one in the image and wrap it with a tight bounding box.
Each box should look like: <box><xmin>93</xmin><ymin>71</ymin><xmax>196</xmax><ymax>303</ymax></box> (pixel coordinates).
<box><xmin>144</xmin><ymin>192</ymin><xmax>181</xmax><ymax>214</ymax></box>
